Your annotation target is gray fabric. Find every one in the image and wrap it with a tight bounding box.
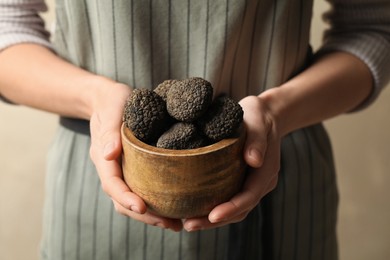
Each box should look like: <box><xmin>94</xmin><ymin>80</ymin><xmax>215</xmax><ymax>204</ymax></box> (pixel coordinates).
<box><xmin>41</xmin><ymin>126</ymin><xmax>232</xmax><ymax>260</ymax></box>
<box><xmin>59</xmin><ymin>117</ymin><xmax>90</xmax><ymax>135</ymax></box>
<box><xmin>2</xmin><ymin>0</ymin><xmax>344</xmax><ymax>259</ymax></box>
<box><xmin>320</xmin><ymin>0</ymin><xmax>390</xmax><ymax>110</ymax></box>
<box><xmin>41</xmin><ymin>123</ymin><xmax>338</xmax><ymax>260</ymax></box>
<box><xmin>0</xmin><ymin>0</ymin><xmax>52</xmax><ymax>51</ymax></box>
<box><xmin>1</xmin><ymin>0</ymin><xmax>390</xmax><ymax>107</ymax></box>
<box><xmin>52</xmin><ymin>0</ymin><xmax>312</xmax><ymax>96</ymax></box>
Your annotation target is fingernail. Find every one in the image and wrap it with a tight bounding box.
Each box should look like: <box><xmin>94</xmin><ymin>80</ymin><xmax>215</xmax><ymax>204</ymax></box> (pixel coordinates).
<box><xmin>103</xmin><ymin>142</ymin><xmax>115</xmax><ymax>157</ymax></box>
<box><xmin>155</xmin><ymin>222</ymin><xmax>166</xmax><ymax>229</ymax></box>
<box><xmin>185</xmin><ymin>224</ymin><xmax>201</xmax><ymax>232</ymax></box>
<box><xmin>249</xmin><ymin>148</ymin><xmax>262</xmax><ymax>166</ymax></box>
<box><xmin>209</xmin><ymin>216</ymin><xmax>226</xmax><ymax>223</ymax></box>
<box><xmin>130</xmin><ymin>205</ymin><xmax>141</xmax><ymax>214</ymax></box>
<box><xmin>187</xmin><ymin>226</ymin><xmax>200</xmax><ymax>232</ymax></box>
<box><xmin>249</xmin><ymin>147</ymin><xmax>260</xmax><ymax>159</ymax></box>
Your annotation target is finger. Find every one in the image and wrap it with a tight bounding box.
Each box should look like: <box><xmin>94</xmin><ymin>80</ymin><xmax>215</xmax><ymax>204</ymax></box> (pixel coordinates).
<box><xmin>206</xmin><ymin>171</ymin><xmax>262</xmax><ymax>223</ymax></box>
<box><xmin>184</xmin><ymin>172</ymin><xmax>278</xmax><ymax>232</ymax></box>
<box><xmin>242</xmin><ymin>123</ymin><xmax>267</xmax><ymax>168</ymax></box>
<box><xmin>102</xmin><ymin>172</ymin><xmax>146</xmax><ymax>214</ymax></box>
<box><xmin>92</xmin><ymin>147</ymin><xmax>147</xmax><ymax>214</ymax></box>
<box><xmin>207</xmin><ymin>139</ymin><xmax>281</xmax><ymax>224</ymax></box>
<box><xmin>90</xmin><ymin>113</ymin><xmax>122</xmax><ymax>161</ymax></box>
<box><xmin>113</xmin><ymin>201</ymin><xmax>183</xmax><ymax>232</ymax></box>
<box><xmin>239</xmin><ymin>96</ymin><xmax>269</xmax><ymax>168</ymax></box>
<box><xmin>183</xmin><ymin>211</ymin><xmax>248</xmax><ymax>232</ymax></box>
<box><xmin>103</xmin><ymin>138</ymin><xmax>122</xmax><ymax>160</ymax></box>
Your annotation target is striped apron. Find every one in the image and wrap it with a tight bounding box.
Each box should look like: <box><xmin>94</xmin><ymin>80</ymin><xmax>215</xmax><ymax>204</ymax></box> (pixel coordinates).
<box><xmin>40</xmin><ymin>0</ymin><xmax>338</xmax><ymax>259</ymax></box>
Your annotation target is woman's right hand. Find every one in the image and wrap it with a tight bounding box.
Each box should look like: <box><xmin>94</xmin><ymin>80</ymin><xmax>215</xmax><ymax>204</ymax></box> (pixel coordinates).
<box><xmin>0</xmin><ymin>43</ymin><xmax>183</xmax><ymax>231</ymax></box>
<box><xmin>88</xmin><ymin>78</ymin><xmax>183</xmax><ymax>232</ymax></box>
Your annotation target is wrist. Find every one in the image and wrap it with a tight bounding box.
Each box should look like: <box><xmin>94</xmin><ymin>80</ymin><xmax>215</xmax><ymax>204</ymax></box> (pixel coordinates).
<box><xmin>257</xmin><ymin>87</ymin><xmax>291</xmax><ymax>137</ymax></box>
<box><xmin>86</xmin><ymin>76</ymin><xmax>132</xmax><ymax>120</ymax></box>
<box><xmin>83</xmin><ymin>75</ymin><xmax>110</xmax><ymax>119</ymax></box>
<box><xmin>258</xmin><ymin>53</ymin><xmax>374</xmax><ymax>137</ymax></box>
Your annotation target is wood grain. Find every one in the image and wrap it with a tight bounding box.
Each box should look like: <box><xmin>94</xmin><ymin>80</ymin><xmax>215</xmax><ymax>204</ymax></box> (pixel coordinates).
<box><xmin>121</xmin><ymin>124</ymin><xmax>247</xmax><ymax>219</ymax></box>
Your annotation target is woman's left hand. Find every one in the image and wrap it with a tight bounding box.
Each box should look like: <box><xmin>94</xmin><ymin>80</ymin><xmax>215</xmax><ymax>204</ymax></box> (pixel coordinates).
<box><xmin>89</xmin><ymin>80</ymin><xmax>183</xmax><ymax>232</ymax></box>
<box><xmin>183</xmin><ymin>95</ymin><xmax>281</xmax><ymax>231</ymax></box>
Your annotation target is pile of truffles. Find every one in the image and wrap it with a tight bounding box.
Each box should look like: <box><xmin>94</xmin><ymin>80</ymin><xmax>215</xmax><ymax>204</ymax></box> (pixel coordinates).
<box><xmin>123</xmin><ymin>77</ymin><xmax>244</xmax><ymax>150</ymax></box>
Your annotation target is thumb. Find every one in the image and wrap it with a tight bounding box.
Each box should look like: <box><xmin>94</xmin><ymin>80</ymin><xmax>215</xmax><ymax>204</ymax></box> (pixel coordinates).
<box><xmin>243</xmin><ymin>123</ymin><xmax>267</xmax><ymax>168</ymax></box>
<box><xmin>90</xmin><ymin>113</ymin><xmax>123</xmax><ymax>161</ymax></box>
<box><xmin>239</xmin><ymin>96</ymin><xmax>269</xmax><ymax>169</ymax></box>
<box><xmin>103</xmin><ymin>136</ymin><xmax>122</xmax><ymax>160</ymax></box>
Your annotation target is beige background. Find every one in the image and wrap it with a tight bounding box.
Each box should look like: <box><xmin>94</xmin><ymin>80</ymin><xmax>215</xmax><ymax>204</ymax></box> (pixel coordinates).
<box><xmin>1</xmin><ymin>1</ymin><xmax>389</xmax><ymax>259</ymax></box>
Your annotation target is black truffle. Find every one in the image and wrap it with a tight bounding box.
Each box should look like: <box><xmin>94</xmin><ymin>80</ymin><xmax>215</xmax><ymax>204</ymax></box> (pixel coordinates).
<box><xmin>123</xmin><ymin>88</ymin><xmax>170</xmax><ymax>143</ymax></box>
<box><xmin>156</xmin><ymin>122</ymin><xmax>208</xmax><ymax>150</ymax></box>
<box><xmin>198</xmin><ymin>96</ymin><xmax>244</xmax><ymax>141</ymax></box>
<box><xmin>166</xmin><ymin>77</ymin><xmax>213</xmax><ymax>122</ymax></box>
<box><xmin>154</xmin><ymin>79</ymin><xmax>179</xmax><ymax>101</ymax></box>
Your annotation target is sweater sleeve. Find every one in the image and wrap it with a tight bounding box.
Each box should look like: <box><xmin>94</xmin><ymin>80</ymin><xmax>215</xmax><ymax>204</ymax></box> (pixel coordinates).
<box><xmin>318</xmin><ymin>0</ymin><xmax>390</xmax><ymax>110</ymax></box>
<box><xmin>0</xmin><ymin>0</ymin><xmax>52</xmax><ymax>103</ymax></box>
<box><xmin>0</xmin><ymin>0</ymin><xmax>52</xmax><ymax>52</ymax></box>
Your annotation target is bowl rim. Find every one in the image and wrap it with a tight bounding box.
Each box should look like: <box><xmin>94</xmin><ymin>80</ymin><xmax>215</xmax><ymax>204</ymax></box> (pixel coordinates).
<box><xmin>121</xmin><ymin>123</ymin><xmax>244</xmax><ymax>157</ymax></box>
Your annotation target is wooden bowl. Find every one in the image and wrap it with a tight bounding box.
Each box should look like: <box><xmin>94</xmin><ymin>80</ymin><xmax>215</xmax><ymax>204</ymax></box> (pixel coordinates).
<box><xmin>121</xmin><ymin>124</ymin><xmax>247</xmax><ymax>219</ymax></box>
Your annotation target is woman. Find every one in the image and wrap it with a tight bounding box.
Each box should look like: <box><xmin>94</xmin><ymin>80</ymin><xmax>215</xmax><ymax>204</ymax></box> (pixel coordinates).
<box><xmin>1</xmin><ymin>0</ymin><xmax>389</xmax><ymax>259</ymax></box>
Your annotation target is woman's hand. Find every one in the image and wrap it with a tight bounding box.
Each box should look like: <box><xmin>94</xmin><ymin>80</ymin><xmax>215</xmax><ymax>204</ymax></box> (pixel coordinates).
<box><xmin>182</xmin><ymin>52</ymin><xmax>374</xmax><ymax>232</ymax></box>
<box><xmin>88</xmin><ymin>80</ymin><xmax>183</xmax><ymax>232</ymax></box>
<box><xmin>183</xmin><ymin>95</ymin><xmax>281</xmax><ymax>231</ymax></box>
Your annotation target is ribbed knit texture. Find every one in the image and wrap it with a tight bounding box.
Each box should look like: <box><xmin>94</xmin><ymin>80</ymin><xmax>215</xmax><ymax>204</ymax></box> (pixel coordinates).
<box><xmin>319</xmin><ymin>0</ymin><xmax>390</xmax><ymax>109</ymax></box>
<box><xmin>0</xmin><ymin>0</ymin><xmax>52</xmax><ymax>51</ymax></box>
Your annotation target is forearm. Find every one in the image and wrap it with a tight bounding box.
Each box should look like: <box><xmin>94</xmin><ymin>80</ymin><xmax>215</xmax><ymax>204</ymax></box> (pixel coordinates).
<box><xmin>0</xmin><ymin>43</ymin><xmax>113</xmax><ymax>119</ymax></box>
<box><xmin>260</xmin><ymin>51</ymin><xmax>373</xmax><ymax>137</ymax></box>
